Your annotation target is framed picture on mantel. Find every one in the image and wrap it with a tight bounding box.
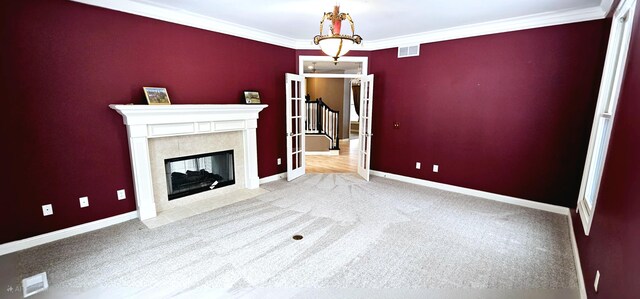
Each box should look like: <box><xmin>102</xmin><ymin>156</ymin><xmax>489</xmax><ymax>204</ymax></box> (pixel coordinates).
<box><xmin>143</xmin><ymin>87</ymin><xmax>171</xmax><ymax>105</ymax></box>
<box><xmin>243</xmin><ymin>91</ymin><xmax>261</xmax><ymax>104</ymax></box>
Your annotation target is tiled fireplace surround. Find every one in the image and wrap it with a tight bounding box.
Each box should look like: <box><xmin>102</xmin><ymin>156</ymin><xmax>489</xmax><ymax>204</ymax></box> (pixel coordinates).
<box><xmin>110</xmin><ymin>104</ymin><xmax>268</xmax><ymax>220</ymax></box>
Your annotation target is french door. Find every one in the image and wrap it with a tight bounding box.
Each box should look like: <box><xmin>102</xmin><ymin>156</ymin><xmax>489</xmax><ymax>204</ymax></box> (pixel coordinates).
<box><xmin>285</xmin><ymin>73</ymin><xmax>306</xmax><ymax>181</ymax></box>
<box><xmin>357</xmin><ymin>74</ymin><xmax>374</xmax><ymax>181</ymax></box>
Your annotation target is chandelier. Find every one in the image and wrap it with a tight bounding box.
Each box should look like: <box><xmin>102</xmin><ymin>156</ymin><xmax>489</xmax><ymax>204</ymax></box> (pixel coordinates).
<box><xmin>313</xmin><ymin>5</ymin><xmax>362</xmax><ymax>63</ymax></box>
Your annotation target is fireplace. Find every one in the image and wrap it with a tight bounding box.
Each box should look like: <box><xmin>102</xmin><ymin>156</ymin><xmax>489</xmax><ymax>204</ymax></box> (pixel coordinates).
<box><xmin>165</xmin><ymin>150</ymin><xmax>235</xmax><ymax>200</ymax></box>
<box><xmin>109</xmin><ymin>104</ymin><xmax>267</xmax><ymax>220</ymax></box>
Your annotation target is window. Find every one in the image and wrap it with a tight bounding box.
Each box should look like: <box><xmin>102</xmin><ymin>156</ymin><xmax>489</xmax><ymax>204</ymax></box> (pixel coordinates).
<box><xmin>578</xmin><ymin>0</ymin><xmax>637</xmax><ymax>235</ymax></box>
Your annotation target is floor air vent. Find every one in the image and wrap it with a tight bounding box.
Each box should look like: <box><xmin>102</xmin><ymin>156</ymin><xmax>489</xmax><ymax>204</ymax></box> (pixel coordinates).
<box><xmin>22</xmin><ymin>272</ymin><xmax>48</xmax><ymax>298</ymax></box>
<box><xmin>398</xmin><ymin>45</ymin><xmax>420</xmax><ymax>58</ymax></box>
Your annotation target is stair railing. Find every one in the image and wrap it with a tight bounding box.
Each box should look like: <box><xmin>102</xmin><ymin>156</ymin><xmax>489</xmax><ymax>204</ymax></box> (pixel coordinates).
<box><xmin>305</xmin><ymin>97</ymin><xmax>340</xmax><ymax>150</ymax></box>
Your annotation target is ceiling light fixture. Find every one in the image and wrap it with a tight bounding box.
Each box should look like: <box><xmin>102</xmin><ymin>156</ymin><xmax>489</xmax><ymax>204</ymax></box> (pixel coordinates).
<box><xmin>313</xmin><ymin>5</ymin><xmax>362</xmax><ymax>64</ymax></box>
<box><xmin>306</xmin><ymin>62</ymin><xmax>317</xmax><ymax>73</ymax></box>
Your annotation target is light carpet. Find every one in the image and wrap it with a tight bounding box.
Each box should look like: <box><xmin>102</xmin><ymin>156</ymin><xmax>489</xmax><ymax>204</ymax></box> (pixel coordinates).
<box><xmin>7</xmin><ymin>174</ymin><xmax>578</xmax><ymax>298</ymax></box>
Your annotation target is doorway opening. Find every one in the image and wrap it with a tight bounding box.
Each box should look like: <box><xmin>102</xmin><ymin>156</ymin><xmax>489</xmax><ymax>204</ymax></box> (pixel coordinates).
<box><xmin>292</xmin><ymin>56</ymin><xmax>372</xmax><ymax>177</ymax></box>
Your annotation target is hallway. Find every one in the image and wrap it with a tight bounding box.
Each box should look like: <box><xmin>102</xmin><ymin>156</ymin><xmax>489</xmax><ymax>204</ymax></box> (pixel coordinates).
<box><xmin>306</xmin><ymin>138</ymin><xmax>359</xmax><ymax>173</ymax></box>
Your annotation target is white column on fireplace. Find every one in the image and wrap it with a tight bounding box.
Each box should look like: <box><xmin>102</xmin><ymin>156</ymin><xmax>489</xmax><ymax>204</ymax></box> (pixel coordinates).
<box><xmin>109</xmin><ymin>104</ymin><xmax>268</xmax><ymax>220</ymax></box>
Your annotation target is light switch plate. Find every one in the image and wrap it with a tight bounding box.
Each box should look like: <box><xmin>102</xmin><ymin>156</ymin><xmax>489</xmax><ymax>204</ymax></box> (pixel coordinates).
<box><xmin>117</xmin><ymin>189</ymin><xmax>126</xmax><ymax>200</ymax></box>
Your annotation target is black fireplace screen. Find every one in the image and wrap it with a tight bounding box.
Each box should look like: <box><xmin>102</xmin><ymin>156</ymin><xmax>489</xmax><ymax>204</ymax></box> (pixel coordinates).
<box><xmin>164</xmin><ymin>150</ymin><xmax>235</xmax><ymax>200</ymax></box>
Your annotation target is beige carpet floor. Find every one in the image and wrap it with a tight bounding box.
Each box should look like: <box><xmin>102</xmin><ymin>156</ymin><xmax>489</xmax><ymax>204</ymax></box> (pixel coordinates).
<box><xmin>5</xmin><ymin>174</ymin><xmax>579</xmax><ymax>298</ymax></box>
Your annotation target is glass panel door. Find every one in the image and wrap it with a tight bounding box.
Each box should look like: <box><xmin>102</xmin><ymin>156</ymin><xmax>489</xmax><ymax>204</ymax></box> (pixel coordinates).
<box><xmin>357</xmin><ymin>74</ymin><xmax>374</xmax><ymax>181</ymax></box>
<box><xmin>286</xmin><ymin>73</ymin><xmax>306</xmax><ymax>181</ymax></box>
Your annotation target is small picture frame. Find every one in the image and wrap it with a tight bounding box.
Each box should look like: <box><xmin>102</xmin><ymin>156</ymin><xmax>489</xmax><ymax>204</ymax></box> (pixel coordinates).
<box><xmin>143</xmin><ymin>87</ymin><xmax>171</xmax><ymax>105</ymax></box>
<box><xmin>244</xmin><ymin>91</ymin><xmax>261</xmax><ymax>104</ymax></box>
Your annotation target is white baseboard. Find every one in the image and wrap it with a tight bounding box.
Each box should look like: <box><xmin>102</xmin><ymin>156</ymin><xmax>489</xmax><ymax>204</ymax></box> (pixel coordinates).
<box><xmin>0</xmin><ymin>173</ymin><xmax>288</xmax><ymax>255</ymax></box>
<box><xmin>568</xmin><ymin>212</ymin><xmax>587</xmax><ymax>299</ymax></box>
<box><xmin>370</xmin><ymin>170</ymin><xmax>584</xmax><ymax>291</ymax></box>
<box><xmin>370</xmin><ymin>170</ymin><xmax>570</xmax><ymax>215</ymax></box>
<box><xmin>259</xmin><ymin>172</ymin><xmax>287</xmax><ymax>184</ymax></box>
<box><xmin>305</xmin><ymin>150</ymin><xmax>339</xmax><ymax>156</ymax></box>
<box><xmin>0</xmin><ymin>211</ymin><xmax>139</xmax><ymax>256</ymax></box>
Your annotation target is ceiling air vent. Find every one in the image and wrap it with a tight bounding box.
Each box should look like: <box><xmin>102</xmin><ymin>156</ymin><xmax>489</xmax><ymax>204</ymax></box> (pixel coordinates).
<box><xmin>398</xmin><ymin>45</ymin><xmax>420</xmax><ymax>58</ymax></box>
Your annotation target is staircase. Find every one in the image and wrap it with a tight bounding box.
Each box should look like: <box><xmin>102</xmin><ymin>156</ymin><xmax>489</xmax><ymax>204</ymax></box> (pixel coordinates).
<box><xmin>305</xmin><ymin>96</ymin><xmax>340</xmax><ymax>151</ymax></box>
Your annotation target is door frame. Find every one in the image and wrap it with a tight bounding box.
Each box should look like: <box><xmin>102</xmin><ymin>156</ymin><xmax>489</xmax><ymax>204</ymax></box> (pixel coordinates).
<box><xmin>298</xmin><ymin>55</ymin><xmax>368</xmax><ymax>78</ymax></box>
<box><xmin>296</xmin><ymin>55</ymin><xmax>370</xmax><ymax>176</ymax></box>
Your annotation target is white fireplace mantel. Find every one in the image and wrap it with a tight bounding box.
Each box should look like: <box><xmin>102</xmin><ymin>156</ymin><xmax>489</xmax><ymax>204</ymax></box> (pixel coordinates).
<box><xmin>109</xmin><ymin>104</ymin><xmax>268</xmax><ymax>220</ymax></box>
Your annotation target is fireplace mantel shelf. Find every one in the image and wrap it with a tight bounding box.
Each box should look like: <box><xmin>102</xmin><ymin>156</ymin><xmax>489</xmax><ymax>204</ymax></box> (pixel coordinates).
<box><xmin>109</xmin><ymin>104</ymin><xmax>268</xmax><ymax>125</ymax></box>
<box><xmin>110</xmin><ymin>103</ymin><xmax>268</xmax><ymax>220</ymax></box>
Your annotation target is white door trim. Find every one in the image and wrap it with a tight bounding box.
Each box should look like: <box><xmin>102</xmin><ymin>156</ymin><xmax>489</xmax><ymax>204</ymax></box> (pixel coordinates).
<box><xmin>298</xmin><ymin>55</ymin><xmax>368</xmax><ymax>77</ymax></box>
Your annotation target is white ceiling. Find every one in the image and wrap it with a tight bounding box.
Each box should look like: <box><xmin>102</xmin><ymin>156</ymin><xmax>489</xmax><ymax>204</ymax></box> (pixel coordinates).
<box><xmin>132</xmin><ymin>0</ymin><xmax>602</xmax><ymax>39</ymax></box>
<box><xmin>77</xmin><ymin>0</ymin><xmax>612</xmax><ymax>49</ymax></box>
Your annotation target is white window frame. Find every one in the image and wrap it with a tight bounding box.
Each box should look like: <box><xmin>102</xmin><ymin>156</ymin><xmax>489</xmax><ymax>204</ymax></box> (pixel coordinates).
<box><xmin>577</xmin><ymin>0</ymin><xmax>637</xmax><ymax>235</ymax></box>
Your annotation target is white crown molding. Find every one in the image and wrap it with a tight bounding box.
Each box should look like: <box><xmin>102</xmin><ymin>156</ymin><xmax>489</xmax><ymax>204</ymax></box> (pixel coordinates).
<box><xmin>73</xmin><ymin>1</ymin><xmax>609</xmax><ymax>51</ymax></box>
<box><xmin>71</xmin><ymin>0</ymin><xmax>298</xmax><ymax>49</ymax></box>
<box><xmin>601</xmin><ymin>0</ymin><xmax>616</xmax><ymax>15</ymax></box>
<box><xmin>361</xmin><ymin>6</ymin><xmax>608</xmax><ymax>50</ymax></box>
<box><xmin>0</xmin><ymin>211</ymin><xmax>138</xmax><ymax>256</ymax></box>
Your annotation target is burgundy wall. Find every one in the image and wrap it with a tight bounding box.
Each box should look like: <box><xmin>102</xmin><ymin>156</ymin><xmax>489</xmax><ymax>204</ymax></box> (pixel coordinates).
<box><xmin>0</xmin><ymin>0</ymin><xmax>294</xmax><ymax>244</ymax></box>
<box><xmin>0</xmin><ymin>0</ymin><xmax>618</xmax><ymax>261</ymax></box>
<box><xmin>572</xmin><ymin>2</ymin><xmax>640</xmax><ymax>297</ymax></box>
<box><xmin>367</xmin><ymin>21</ymin><xmax>610</xmax><ymax>207</ymax></box>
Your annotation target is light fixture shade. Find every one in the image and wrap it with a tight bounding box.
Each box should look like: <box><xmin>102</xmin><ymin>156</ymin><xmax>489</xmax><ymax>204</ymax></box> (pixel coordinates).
<box><xmin>318</xmin><ymin>37</ymin><xmax>354</xmax><ymax>59</ymax></box>
<box><xmin>313</xmin><ymin>5</ymin><xmax>362</xmax><ymax>63</ymax></box>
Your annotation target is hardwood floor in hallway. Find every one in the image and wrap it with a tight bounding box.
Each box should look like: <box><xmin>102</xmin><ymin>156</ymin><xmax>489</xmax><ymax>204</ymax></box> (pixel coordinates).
<box><xmin>306</xmin><ymin>138</ymin><xmax>358</xmax><ymax>173</ymax></box>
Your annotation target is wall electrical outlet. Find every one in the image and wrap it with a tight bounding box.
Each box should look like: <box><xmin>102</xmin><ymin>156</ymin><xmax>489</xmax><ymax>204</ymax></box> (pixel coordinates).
<box><xmin>117</xmin><ymin>189</ymin><xmax>126</xmax><ymax>200</ymax></box>
<box><xmin>42</xmin><ymin>204</ymin><xmax>53</xmax><ymax>216</ymax></box>
<box><xmin>415</xmin><ymin>162</ymin><xmax>421</xmax><ymax>169</ymax></box>
<box><xmin>433</xmin><ymin>164</ymin><xmax>439</xmax><ymax>172</ymax></box>
<box><xmin>594</xmin><ymin>270</ymin><xmax>600</xmax><ymax>293</ymax></box>
<box><xmin>277</xmin><ymin>158</ymin><xmax>282</xmax><ymax>165</ymax></box>
<box><xmin>79</xmin><ymin>196</ymin><xmax>89</xmax><ymax>208</ymax></box>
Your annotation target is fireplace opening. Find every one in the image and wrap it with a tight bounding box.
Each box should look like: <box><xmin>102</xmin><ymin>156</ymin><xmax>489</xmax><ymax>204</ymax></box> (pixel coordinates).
<box><xmin>165</xmin><ymin>150</ymin><xmax>235</xmax><ymax>200</ymax></box>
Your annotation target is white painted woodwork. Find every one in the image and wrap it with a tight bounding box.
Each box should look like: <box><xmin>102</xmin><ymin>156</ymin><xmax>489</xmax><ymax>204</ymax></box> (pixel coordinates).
<box><xmin>110</xmin><ymin>104</ymin><xmax>267</xmax><ymax>220</ymax></box>
<box><xmin>357</xmin><ymin>74</ymin><xmax>374</xmax><ymax>181</ymax></box>
<box><xmin>299</xmin><ymin>56</ymin><xmax>368</xmax><ymax>78</ymax></box>
<box><xmin>73</xmin><ymin>0</ymin><xmax>613</xmax><ymax>50</ymax></box>
<box><xmin>0</xmin><ymin>211</ymin><xmax>139</xmax><ymax>256</ymax></box>
<box><xmin>577</xmin><ymin>0</ymin><xmax>637</xmax><ymax>236</ymax></box>
<box><xmin>72</xmin><ymin>0</ymin><xmax>612</xmax><ymax>51</ymax></box>
<box><xmin>285</xmin><ymin>74</ymin><xmax>306</xmax><ymax>181</ymax></box>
